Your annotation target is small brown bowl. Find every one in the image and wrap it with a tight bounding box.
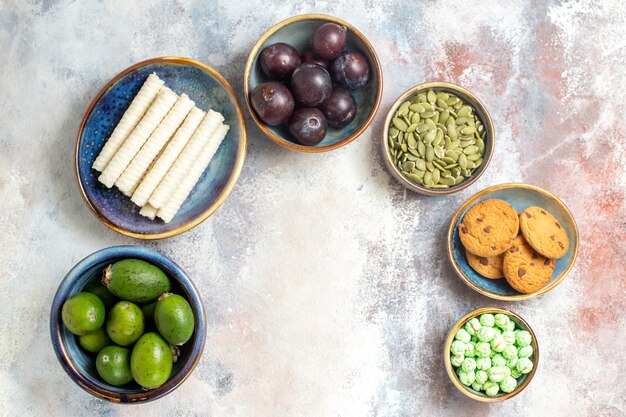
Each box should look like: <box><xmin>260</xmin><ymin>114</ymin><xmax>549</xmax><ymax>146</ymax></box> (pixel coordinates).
<box><xmin>382</xmin><ymin>82</ymin><xmax>495</xmax><ymax>195</ymax></box>
<box><xmin>244</xmin><ymin>14</ymin><xmax>383</xmax><ymax>153</ymax></box>
<box><xmin>444</xmin><ymin>307</ymin><xmax>539</xmax><ymax>402</ymax></box>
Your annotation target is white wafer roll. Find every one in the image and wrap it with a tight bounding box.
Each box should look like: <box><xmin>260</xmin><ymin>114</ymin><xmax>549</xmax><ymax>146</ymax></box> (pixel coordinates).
<box><xmin>115</xmin><ymin>94</ymin><xmax>195</xmax><ymax>196</ymax></box>
<box><xmin>157</xmin><ymin>123</ymin><xmax>230</xmax><ymax>223</ymax></box>
<box><xmin>92</xmin><ymin>73</ymin><xmax>164</xmax><ymax>172</ymax></box>
<box><xmin>139</xmin><ymin>203</ymin><xmax>158</xmax><ymax>220</ymax></box>
<box><xmin>148</xmin><ymin>110</ymin><xmax>224</xmax><ymax>208</ymax></box>
<box><xmin>131</xmin><ymin>106</ymin><xmax>205</xmax><ymax>207</ymax></box>
<box><xmin>98</xmin><ymin>87</ymin><xmax>178</xmax><ymax>188</ymax></box>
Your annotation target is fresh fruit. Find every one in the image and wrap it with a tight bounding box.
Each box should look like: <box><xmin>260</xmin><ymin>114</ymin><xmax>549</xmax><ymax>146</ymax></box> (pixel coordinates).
<box><xmin>311</xmin><ymin>23</ymin><xmax>347</xmax><ymax>61</ymax></box>
<box><xmin>141</xmin><ymin>301</ymin><xmax>157</xmax><ymax>331</ymax></box>
<box><xmin>131</xmin><ymin>332</ymin><xmax>173</xmax><ymax>390</ymax></box>
<box><xmin>290</xmin><ymin>64</ymin><xmax>332</xmax><ymax>107</ymax></box>
<box><xmin>78</xmin><ymin>327</ymin><xmax>112</xmax><ymax>353</ymax></box>
<box><xmin>96</xmin><ymin>345</ymin><xmax>133</xmax><ymax>386</ymax></box>
<box><xmin>106</xmin><ymin>301</ymin><xmax>145</xmax><ymax>346</ymax></box>
<box><xmin>61</xmin><ymin>292</ymin><xmax>105</xmax><ymax>336</ymax></box>
<box><xmin>259</xmin><ymin>42</ymin><xmax>301</xmax><ymax>80</ymax></box>
<box><xmin>155</xmin><ymin>293</ymin><xmax>195</xmax><ymax>346</ymax></box>
<box><xmin>301</xmin><ymin>48</ymin><xmax>328</xmax><ymax>68</ymax></box>
<box><xmin>102</xmin><ymin>259</ymin><xmax>171</xmax><ymax>303</ymax></box>
<box><xmin>319</xmin><ymin>87</ymin><xmax>357</xmax><ymax>128</ymax></box>
<box><xmin>83</xmin><ymin>280</ymin><xmax>118</xmax><ymax>309</ymax></box>
<box><xmin>288</xmin><ymin>108</ymin><xmax>328</xmax><ymax>146</ymax></box>
<box><xmin>250</xmin><ymin>82</ymin><xmax>295</xmax><ymax>125</ymax></box>
<box><xmin>329</xmin><ymin>51</ymin><xmax>370</xmax><ymax>89</ymax></box>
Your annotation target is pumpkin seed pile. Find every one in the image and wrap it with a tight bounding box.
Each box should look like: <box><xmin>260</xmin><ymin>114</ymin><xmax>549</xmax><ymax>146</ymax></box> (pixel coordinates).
<box><xmin>388</xmin><ymin>90</ymin><xmax>487</xmax><ymax>189</ymax></box>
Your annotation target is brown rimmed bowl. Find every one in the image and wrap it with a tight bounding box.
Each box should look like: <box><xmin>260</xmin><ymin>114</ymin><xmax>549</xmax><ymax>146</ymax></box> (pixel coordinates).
<box><xmin>444</xmin><ymin>307</ymin><xmax>539</xmax><ymax>402</ymax></box>
<box><xmin>447</xmin><ymin>183</ymin><xmax>579</xmax><ymax>300</ymax></box>
<box><xmin>382</xmin><ymin>82</ymin><xmax>494</xmax><ymax>195</ymax></box>
<box><xmin>244</xmin><ymin>14</ymin><xmax>383</xmax><ymax>152</ymax></box>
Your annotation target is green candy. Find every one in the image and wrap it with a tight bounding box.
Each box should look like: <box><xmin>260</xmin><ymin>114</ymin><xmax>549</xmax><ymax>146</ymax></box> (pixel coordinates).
<box><xmin>471</xmin><ymin>381</ymin><xmax>483</xmax><ymax>391</ymax></box>
<box><xmin>476</xmin><ymin>356</ymin><xmax>492</xmax><ymax>371</ymax></box>
<box><xmin>515</xmin><ymin>330</ymin><xmax>532</xmax><ymax>347</ymax></box>
<box><xmin>458</xmin><ymin>369</ymin><xmax>476</xmax><ymax>386</ymax></box>
<box><xmin>502</xmin><ymin>344</ymin><xmax>518</xmax><ymax>359</ymax></box>
<box><xmin>479</xmin><ymin>314</ymin><xmax>495</xmax><ymax>327</ymax></box>
<box><xmin>464</xmin><ymin>342</ymin><xmax>476</xmax><ymax>358</ymax></box>
<box><xmin>500</xmin><ymin>376</ymin><xmax>517</xmax><ymax>393</ymax></box>
<box><xmin>465</xmin><ymin>318</ymin><xmax>482</xmax><ymax>336</ymax></box>
<box><xmin>493</xmin><ymin>328</ymin><xmax>502</xmax><ymax>338</ymax></box>
<box><xmin>503</xmin><ymin>366</ymin><xmax>511</xmax><ymax>377</ymax></box>
<box><xmin>484</xmin><ymin>381</ymin><xmax>500</xmax><ymax>396</ymax></box>
<box><xmin>506</xmin><ymin>356</ymin><xmax>518</xmax><ymax>369</ymax></box>
<box><xmin>451</xmin><ymin>341</ymin><xmax>467</xmax><ymax>356</ymax></box>
<box><xmin>518</xmin><ymin>345</ymin><xmax>534</xmax><ymax>358</ymax></box>
<box><xmin>491</xmin><ymin>353</ymin><xmax>506</xmax><ymax>367</ymax></box>
<box><xmin>516</xmin><ymin>357</ymin><xmax>534</xmax><ymax>374</ymax></box>
<box><xmin>494</xmin><ymin>313</ymin><xmax>510</xmax><ymax>328</ymax></box>
<box><xmin>502</xmin><ymin>330</ymin><xmax>516</xmax><ymax>344</ymax></box>
<box><xmin>476</xmin><ymin>342</ymin><xmax>491</xmax><ymax>357</ymax></box>
<box><xmin>511</xmin><ymin>368</ymin><xmax>523</xmax><ymax>378</ymax></box>
<box><xmin>475</xmin><ymin>370</ymin><xmax>488</xmax><ymax>384</ymax></box>
<box><xmin>502</xmin><ymin>320</ymin><xmax>516</xmax><ymax>332</ymax></box>
<box><xmin>488</xmin><ymin>366</ymin><xmax>508</xmax><ymax>383</ymax></box>
<box><xmin>461</xmin><ymin>358</ymin><xmax>477</xmax><ymax>372</ymax></box>
<box><xmin>455</xmin><ymin>328</ymin><xmax>471</xmax><ymax>343</ymax></box>
<box><xmin>451</xmin><ymin>354</ymin><xmax>465</xmax><ymax>367</ymax></box>
<box><xmin>476</xmin><ymin>326</ymin><xmax>496</xmax><ymax>342</ymax></box>
<box><xmin>491</xmin><ymin>335</ymin><xmax>507</xmax><ymax>352</ymax></box>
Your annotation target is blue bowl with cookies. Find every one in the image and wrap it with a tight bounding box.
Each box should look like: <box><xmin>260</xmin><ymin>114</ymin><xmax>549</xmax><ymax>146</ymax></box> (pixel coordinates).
<box><xmin>447</xmin><ymin>183</ymin><xmax>579</xmax><ymax>301</ymax></box>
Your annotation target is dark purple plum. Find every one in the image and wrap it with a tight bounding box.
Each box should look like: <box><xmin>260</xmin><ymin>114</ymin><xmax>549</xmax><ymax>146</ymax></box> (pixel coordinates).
<box><xmin>290</xmin><ymin>64</ymin><xmax>332</xmax><ymax>107</ymax></box>
<box><xmin>319</xmin><ymin>87</ymin><xmax>357</xmax><ymax>128</ymax></box>
<box><xmin>300</xmin><ymin>48</ymin><xmax>328</xmax><ymax>68</ymax></box>
<box><xmin>329</xmin><ymin>51</ymin><xmax>370</xmax><ymax>89</ymax></box>
<box><xmin>259</xmin><ymin>43</ymin><xmax>301</xmax><ymax>80</ymax></box>
<box><xmin>311</xmin><ymin>23</ymin><xmax>347</xmax><ymax>61</ymax></box>
<box><xmin>288</xmin><ymin>107</ymin><xmax>328</xmax><ymax>146</ymax></box>
<box><xmin>250</xmin><ymin>82</ymin><xmax>295</xmax><ymax>126</ymax></box>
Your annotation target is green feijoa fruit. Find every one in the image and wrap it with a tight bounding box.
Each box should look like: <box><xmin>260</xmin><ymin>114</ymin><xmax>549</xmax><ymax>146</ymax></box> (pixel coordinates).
<box><xmin>83</xmin><ymin>280</ymin><xmax>118</xmax><ymax>310</ymax></box>
<box><xmin>96</xmin><ymin>345</ymin><xmax>133</xmax><ymax>386</ymax></box>
<box><xmin>131</xmin><ymin>332</ymin><xmax>173</xmax><ymax>390</ymax></box>
<box><xmin>78</xmin><ymin>327</ymin><xmax>112</xmax><ymax>353</ymax></box>
<box><xmin>142</xmin><ymin>301</ymin><xmax>157</xmax><ymax>331</ymax></box>
<box><xmin>106</xmin><ymin>301</ymin><xmax>145</xmax><ymax>346</ymax></box>
<box><xmin>102</xmin><ymin>259</ymin><xmax>171</xmax><ymax>303</ymax></box>
<box><xmin>155</xmin><ymin>293</ymin><xmax>195</xmax><ymax>346</ymax></box>
<box><xmin>62</xmin><ymin>292</ymin><xmax>105</xmax><ymax>336</ymax></box>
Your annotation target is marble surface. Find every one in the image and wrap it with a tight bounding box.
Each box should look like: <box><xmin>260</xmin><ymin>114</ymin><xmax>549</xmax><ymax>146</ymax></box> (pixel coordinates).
<box><xmin>0</xmin><ymin>1</ymin><xmax>624</xmax><ymax>416</ymax></box>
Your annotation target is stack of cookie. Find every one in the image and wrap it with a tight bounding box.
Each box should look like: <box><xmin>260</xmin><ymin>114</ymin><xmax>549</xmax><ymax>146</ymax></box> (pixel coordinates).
<box><xmin>458</xmin><ymin>199</ymin><xmax>570</xmax><ymax>293</ymax></box>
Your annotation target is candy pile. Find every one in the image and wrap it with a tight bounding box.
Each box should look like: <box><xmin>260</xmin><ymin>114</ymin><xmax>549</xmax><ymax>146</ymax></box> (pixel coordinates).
<box><xmin>449</xmin><ymin>313</ymin><xmax>534</xmax><ymax>397</ymax></box>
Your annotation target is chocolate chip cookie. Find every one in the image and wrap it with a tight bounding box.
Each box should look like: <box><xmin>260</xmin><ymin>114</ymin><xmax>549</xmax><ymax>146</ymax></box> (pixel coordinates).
<box><xmin>458</xmin><ymin>199</ymin><xmax>519</xmax><ymax>257</ymax></box>
<box><xmin>503</xmin><ymin>234</ymin><xmax>555</xmax><ymax>294</ymax></box>
<box><xmin>519</xmin><ymin>206</ymin><xmax>569</xmax><ymax>258</ymax></box>
<box><xmin>465</xmin><ymin>249</ymin><xmax>504</xmax><ymax>279</ymax></box>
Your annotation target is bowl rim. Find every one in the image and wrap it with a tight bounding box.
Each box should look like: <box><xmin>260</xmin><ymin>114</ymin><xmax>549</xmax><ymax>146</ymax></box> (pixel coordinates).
<box><xmin>49</xmin><ymin>245</ymin><xmax>206</xmax><ymax>403</ymax></box>
<box><xmin>443</xmin><ymin>307</ymin><xmax>539</xmax><ymax>402</ymax></box>
<box><xmin>243</xmin><ymin>13</ymin><xmax>383</xmax><ymax>153</ymax></box>
<box><xmin>446</xmin><ymin>182</ymin><xmax>580</xmax><ymax>300</ymax></box>
<box><xmin>381</xmin><ymin>81</ymin><xmax>495</xmax><ymax>195</ymax></box>
<box><xmin>74</xmin><ymin>56</ymin><xmax>247</xmax><ymax>240</ymax></box>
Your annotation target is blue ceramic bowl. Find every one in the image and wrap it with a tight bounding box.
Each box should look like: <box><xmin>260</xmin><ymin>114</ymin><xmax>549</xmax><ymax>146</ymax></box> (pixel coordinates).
<box><xmin>75</xmin><ymin>57</ymin><xmax>247</xmax><ymax>239</ymax></box>
<box><xmin>244</xmin><ymin>14</ymin><xmax>383</xmax><ymax>152</ymax></box>
<box><xmin>447</xmin><ymin>183</ymin><xmax>579</xmax><ymax>300</ymax></box>
<box><xmin>50</xmin><ymin>246</ymin><xmax>206</xmax><ymax>403</ymax></box>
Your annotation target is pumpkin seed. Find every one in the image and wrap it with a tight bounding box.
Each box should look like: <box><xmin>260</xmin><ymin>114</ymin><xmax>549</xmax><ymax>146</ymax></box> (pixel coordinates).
<box><xmin>416</xmin><ymin>159</ymin><xmax>427</xmax><ymax>171</ymax></box>
<box><xmin>407</xmin><ymin>123</ymin><xmax>418</xmax><ymax>133</ymax></box>
<box><xmin>425</xmin><ymin>161</ymin><xmax>435</xmax><ymax>172</ymax></box>
<box><xmin>467</xmin><ymin>152</ymin><xmax>481</xmax><ymax>161</ymax></box>
<box><xmin>427</xmin><ymin>90</ymin><xmax>436</xmax><ymax>104</ymax></box>
<box><xmin>448</xmin><ymin>124</ymin><xmax>458</xmax><ymax>140</ymax></box>
<box><xmin>463</xmin><ymin>145</ymin><xmax>479</xmax><ymax>155</ymax></box>
<box><xmin>446</xmin><ymin>96</ymin><xmax>460</xmax><ymax>106</ymax></box>
<box><xmin>430</xmin><ymin>184</ymin><xmax>449</xmax><ymax>189</ymax></box>
<box><xmin>434</xmin><ymin>146</ymin><xmax>445</xmax><ymax>159</ymax></box>
<box><xmin>436</xmin><ymin>99</ymin><xmax>448</xmax><ymax>110</ymax></box>
<box><xmin>421</xmin><ymin>111</ymin><xmax>436</xmax><ymax>119</ymax></box>
<box><xmin>402</xmin><ymin>161</ymin><xmax>415</xmax><ymax>171</ymax></box>
<box><xmin>421</xmin><ymin>102</ymin><xmax>434</xmax><ymax>111</ymax></box>
<box><xmin>458</xmin><ymin>153</ymin><xmax>468</xmax><ymax>169</ymax></box>
<box><xmin>461</xmin><ymin>125</ymin><xmax>476</xmax><ymax>135</ymax></box>
<box><xmin>432</xmin><ymin>168</ymin><xmax>441</xmax><ymax>184</ymax></box>
<box><xmin>445</xmin><ymin>150</ymin><xmax>459</xmax><ymax>161</ymax></box>
<box><xmin>459</xmin><ymin>139</ymin><xmax>475</xmax><ymax>148</ymax></box>
<box><xmin>389</xmin><ymin>138</ymin><xmax>395</xmax><ymax>149</ymax></box>
<box><xmin>417</xmin><ymin>141</ymin><xmax>426</xmax><ymax>157</ymax></box>
<box><xmin>455</xmin><ymin>117</ymin><xmax>469</xmax><ymax>126</ymax></box>
<box><xmin>424</xmin><ymin>130</ymin><xmax>436</xmax><ymax>143</ymax></box>
<box><xmin>393</xmin><ymin>117</ymin><xmax>408</xmax><ymax>132</ymax></box>
<box><xmin>401</xmin><ymin>143</ymin><xmax>408</xmax><ymax>152</ymax></box>
<box><xmin>390</xmin><ymin>127</ymin><xmax>399</xmax><ymax>138</ymax></box>
<box><xmin>432</xmin><ymin>160</ymin><xmax>445</xmax><ymax>171</ymax></box>
<box><xmin>440</xmin><ymin>176</ymin><xmax>456</xmax><ymax>186</ymax></box>
<box><xmin>407</xmin><ymin>133</ymin><xmax>417</xmax><ymax>148</ymax></box>
<box><xmin>411</xmin><ymin>112</ymin><xmax>420</xmax><ymax>124</ymax></box>
<box><xmin>398</xmin><ymin>101</ymin><xmax>410</xmax><ymax>116</ymax></box>
<box><xmin>405</xmin><ymin>153</ymin><xmax>419</xmax><ymax>161</ymax></box>
<box><xmin>424</xmin><ymin>171</ymin><xmax>433</xmax><ymax>184</ymax></box>
<box><xmin>425</xmin><ymin>145</ymin><xmax>434</xmax><ymax>162</ymax></box>
<box><xmin>405</xmin><ymin>173</ymin><xmax>423</xmax><ymax>184</ymax></box>
<box><xmin>457</xmin><ymin>106</ymin><xmax>472</xmax><ymax>117</ymax></box>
